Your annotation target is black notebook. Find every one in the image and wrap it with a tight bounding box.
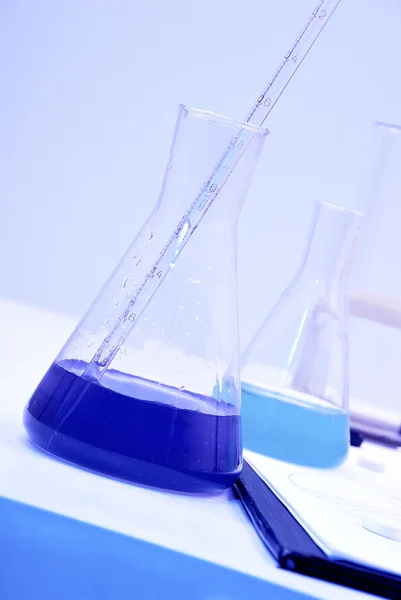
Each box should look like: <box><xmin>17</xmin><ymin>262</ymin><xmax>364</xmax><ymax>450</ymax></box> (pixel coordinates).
<box><xmin>234</xmin><ymin>459</ymin><xmax>401</xmax><ymax>599</ymax></box>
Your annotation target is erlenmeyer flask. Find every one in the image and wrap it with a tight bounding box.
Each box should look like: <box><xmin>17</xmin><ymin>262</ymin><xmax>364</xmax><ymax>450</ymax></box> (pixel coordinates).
<box><xmin>23</xmin><ymin>105</ymin><xmax>267</xmax><ymax>493</ymax></box>
<box><xmin>241</xmin><ymin>202</ymin><xmax>362</xmax><ymax>468</ymax></box>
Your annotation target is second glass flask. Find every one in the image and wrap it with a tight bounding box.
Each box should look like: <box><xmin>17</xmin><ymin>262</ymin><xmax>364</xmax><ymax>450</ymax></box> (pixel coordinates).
<box><xmin>23</xmin><ymin>105</ymin><xmax>267</xmax><ymax>493</ymax></box>
<box><xmin>241</xmin><ymin>202</ymin><xmax>362</xmax><ymax>468</ymax></box>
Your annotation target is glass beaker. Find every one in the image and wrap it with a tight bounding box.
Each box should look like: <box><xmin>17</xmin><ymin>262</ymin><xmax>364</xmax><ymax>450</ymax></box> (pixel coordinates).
<box><xmin>241</xmin><ymin>201</ymin><xmax>363</xmax><ymax>468</ymax></box>
<box><xmin>23</xmin><ymin>105</ymin><xmax>268</xmax><ymax>494</ymax></box>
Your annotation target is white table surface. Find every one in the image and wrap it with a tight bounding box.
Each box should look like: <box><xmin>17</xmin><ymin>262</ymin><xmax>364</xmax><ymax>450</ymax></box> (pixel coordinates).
<box><xmin>0</xmin><ymin>297</ymin><xmax>374</xmax><ymax>599</ymax></box>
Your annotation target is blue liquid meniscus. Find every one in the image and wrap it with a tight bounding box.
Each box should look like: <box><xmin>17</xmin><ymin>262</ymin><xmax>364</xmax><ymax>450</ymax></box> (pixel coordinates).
<box><xmin>24</xmin><ymin>360</ymin><xmax>241</xmax><ymax>494</ymax></box>
<box><xmin>241</xmin><ymin>383</ymin><xmax>349</xmax><ymax>468</ymax></box>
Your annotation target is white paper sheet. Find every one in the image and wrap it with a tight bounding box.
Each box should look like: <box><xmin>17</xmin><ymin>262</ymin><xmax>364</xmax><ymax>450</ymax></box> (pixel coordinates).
<box><xmin>245</xmin><ymin>446</ymin><xmax>401</xmax><ymax>576</ymax></box>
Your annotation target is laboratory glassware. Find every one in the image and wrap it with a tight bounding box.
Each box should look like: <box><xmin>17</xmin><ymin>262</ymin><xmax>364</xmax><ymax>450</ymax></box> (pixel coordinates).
<box><xmin>76</xmin><ymin>0</ymin><xmax>343</xmax><ymax>376</ymax></box>
<box><xmin>241</xmin><ymin>201</ymin><xmax>363</xmax><ymax>468</ymax></box>
<box><xmin>24</xmin><ymin>105</ymin><xmax>268</xmax><ymax>493</ymax></box>
<box><xmin>23</xmin><ymin>0</ymin><xmax>343</xmax><ymax>491</ymax></box>
<box><xmin>349</xmin><ymin>122</ymin><xmax>401</xmax><ymax>446</ymax></box>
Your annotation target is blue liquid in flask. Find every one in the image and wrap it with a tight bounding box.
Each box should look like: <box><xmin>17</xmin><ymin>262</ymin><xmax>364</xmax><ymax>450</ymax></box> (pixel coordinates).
<box><xmin>24</xmin><ymin>360</ymin><xmax>241</xmax><ymax>493</ymax></box>
<box><xmin>241</xmin><ymin>383</ymin><xmax>349</xmax><ymax>468</ymax></box>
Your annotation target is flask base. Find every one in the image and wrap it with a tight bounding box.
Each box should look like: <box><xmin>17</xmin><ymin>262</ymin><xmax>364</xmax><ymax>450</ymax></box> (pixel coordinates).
<box><xmin>23</xmin><ymin>361</ymin><xmax>242</xmax><ymax>495</ymax></box>
<box><xmin>241</xmin><ymin>384</ymin><xmax>349</xmax><ymax>468</ymax></box>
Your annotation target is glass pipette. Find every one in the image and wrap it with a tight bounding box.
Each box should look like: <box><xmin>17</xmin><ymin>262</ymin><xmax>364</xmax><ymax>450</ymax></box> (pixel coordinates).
<box><xmin>85</xmin><ymin>0</ymin><xmax>344</xmax><ymax>380</ymax></box>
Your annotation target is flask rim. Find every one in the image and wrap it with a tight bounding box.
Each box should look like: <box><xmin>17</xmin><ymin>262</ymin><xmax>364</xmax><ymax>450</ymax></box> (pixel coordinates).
<box><xmin>316</xmin><ymin>201</ymin><xmax>364</xmax><ymax>219</ymax></box>
<box><xmin>179</xmin><ymin>104</ymin><xmax>269</xmax><ymax>137</ymax></box>
<box><xmin>374</xmin><ymin>121</ymin><xmax>401</xmax><ymax>134</ymax></box>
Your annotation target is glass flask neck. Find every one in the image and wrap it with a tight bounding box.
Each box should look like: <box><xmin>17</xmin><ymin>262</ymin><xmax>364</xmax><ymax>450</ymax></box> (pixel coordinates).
<box><xmin>351</xmin><ymin>122</ymin><xmax>401</xmax><ymax>298</ymax></box>
<box><xmin>296</xmin><ymin>202</ymin><xmax>362</xmax><ymax>290</ymax></box>
<box><xmin>155</xmin><ymin>105</ymin><xmax>268</xmax><ymax>228</ymax></box>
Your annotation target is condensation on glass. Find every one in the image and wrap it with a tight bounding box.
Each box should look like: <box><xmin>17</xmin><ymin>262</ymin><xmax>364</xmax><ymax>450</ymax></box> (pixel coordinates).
<box><xmin>24</xmin><ymin>105</ymin><xmax>268</xmax><ymax>493</ymax></box>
